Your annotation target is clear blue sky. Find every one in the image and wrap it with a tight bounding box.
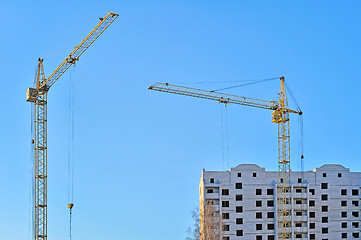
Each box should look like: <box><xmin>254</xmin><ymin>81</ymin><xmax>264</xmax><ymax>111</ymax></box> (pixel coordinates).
<box><xmin>1</xmin><ymin>1</ymin><xmax>360</xmax><ymax>239</ymax></box>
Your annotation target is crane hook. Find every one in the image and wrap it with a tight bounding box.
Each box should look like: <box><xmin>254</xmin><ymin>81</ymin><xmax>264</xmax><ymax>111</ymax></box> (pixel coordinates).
<box><xmin>68</xmin><ymin>203</ymin><xmax>74</xmax><ymax>213</ymax></box>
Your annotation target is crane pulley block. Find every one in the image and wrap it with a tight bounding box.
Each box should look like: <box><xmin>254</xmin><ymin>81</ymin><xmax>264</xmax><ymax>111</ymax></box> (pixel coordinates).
<box><xmin>26</xmin><ymin>88</ymin><xmax>37</xmax><ymax>102</ymax></box>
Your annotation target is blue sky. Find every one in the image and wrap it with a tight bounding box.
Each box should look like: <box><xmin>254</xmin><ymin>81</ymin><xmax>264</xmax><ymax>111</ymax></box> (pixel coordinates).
<box><xmin>1</xmin><ymin>1</ymin><xmax>360</xmax><ymax>239</ymax></box>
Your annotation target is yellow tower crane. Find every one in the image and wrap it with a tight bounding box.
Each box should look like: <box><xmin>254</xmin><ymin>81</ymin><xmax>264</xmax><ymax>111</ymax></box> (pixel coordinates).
<box><xmin>26</xmin><ymin>12</ymin><xmax>118</xmax><ymax>240</ymax></box>
<box><xmin>148</xmin><ymin>77</ymin><xmax>302</xmax><ymax>240</ymax></box>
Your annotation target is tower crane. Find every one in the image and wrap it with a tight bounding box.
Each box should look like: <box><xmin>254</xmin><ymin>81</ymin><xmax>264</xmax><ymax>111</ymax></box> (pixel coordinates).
<box><xmin>26</xmin><ymin>12</ymin><xmax>118</xmax><ymax>240</ymax></box>
<box><xmin>148</xmin><ymin>77</ymin><xmax>302</xmax><ymax>240</ymax></box>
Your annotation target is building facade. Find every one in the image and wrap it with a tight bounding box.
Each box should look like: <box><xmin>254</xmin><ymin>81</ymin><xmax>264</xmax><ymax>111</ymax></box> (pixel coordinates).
<box><xmin>199</xmin><ymin>164</ymin><xmax>361</xmax><ymax>240</ymax></box>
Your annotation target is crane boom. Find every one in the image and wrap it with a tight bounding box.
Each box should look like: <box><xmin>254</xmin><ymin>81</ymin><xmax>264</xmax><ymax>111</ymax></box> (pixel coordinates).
<box><xmin>148</xmin><ymin>82</ymin><xmax>299</xmax><ymax>113</ymax></box>
<box><xmin>27</xmin><ymin>12</ymin><xmax>118</xmax><ymax>240</ymax></box>
<box><xmin>40</xmin><ymin>12</ymin><xmax>118</xmax><ymax>90</ymax></box>
<box><xmin>148</xmin><ymin>77</ymin><xmax>302</xmax><ymax>240</ymax></box>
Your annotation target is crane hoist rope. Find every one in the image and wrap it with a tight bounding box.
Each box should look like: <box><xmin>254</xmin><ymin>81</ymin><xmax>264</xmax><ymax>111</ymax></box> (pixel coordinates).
<box><xmin>26</xmin><ymin>12</ymin><xmax>118</xmax><ymax>240</ymax></box>
<box><xmin>211</xmin><ymin>77</ymin><xmax>280</xmax><ymax>92</ymax></box>
<box><xmin>67</xmin><ymin>65</ymin><xmax>75</xmax><ymax>240</ymax></box>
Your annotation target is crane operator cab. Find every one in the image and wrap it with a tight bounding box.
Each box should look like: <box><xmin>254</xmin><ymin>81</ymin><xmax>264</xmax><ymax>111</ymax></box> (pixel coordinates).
<box><xmin>272</xmin><ymin>109</ymin><xmax>289</xmax><ymax>123</ymax></box>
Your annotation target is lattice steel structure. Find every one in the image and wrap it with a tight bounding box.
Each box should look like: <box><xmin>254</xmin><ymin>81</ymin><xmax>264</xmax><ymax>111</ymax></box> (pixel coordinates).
<box><xmin>148</xmin><ymin>77</ymin><xmax>302</xmax><ymax>239</ymax></box>
<box><xmin>26</xmin><ymin>12</ymin><xmax>118</xmax><ymax>240</ymax></box>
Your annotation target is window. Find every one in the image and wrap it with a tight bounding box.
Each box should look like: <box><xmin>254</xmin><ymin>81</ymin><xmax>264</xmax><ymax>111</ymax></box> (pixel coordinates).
<box><xmin>342</xmin><ymin>233</ymin><xmax>347</xmax><ymax>238</ymax></box>
<box><xmin>352</xmin><ymin>211</ymin><xmax>359</xmax><ymax>217</ymax></box>
<box><xmin>295</xmin><ymin>188</ymin><xmax>302</xmax><ymax>193</ymax></box>
<box><xmin>309</xmin><ymin>200</ymin><xmax>315</xmax><ymax>206</ymax></box>
<box><xmin>309</xmin><ymin>212</ymin><xmax>315</xmax><ymax>218</ymax></box>
<box><xmin>268</xmin><ymin>236</ymin><xmax>275</xmax><ymax>240</ymax></box>
<box><xmin>309</xmin><ymin>189</ymin><xmax>315</xmax><ymax>195</ymax></box>
<box><xmin>236</xmin><ymin>218</ymin><xmax>243</xmax><ymax>224</ymax></box>
<box><xmin>222</xmin><ymin>201</ymin><xmax>229</xmax><ymax>207</ymax></box>
<box><xmin>256</xmin><ymin>212</ymin><xmax>262</xmax><ymax>219</ymax></box>
<box><xmin>295</xmin><ymin>211</ymin><xmax>302</xmax><ymax>216</ymax></box>
<box><xmin>341</xmin><ymin>200</ymin><xmax>347</xmax><ymax>206</ymax></box>
<box><xmin>352</xmin><ymin>189</ymin><xmax>359</xmax><ymax>195</ymax></box>
<box><xmin>222</xmin><ymin>225</ymin><xmax>230</xmax><ymax>231</ymax></box>
<box><xmin>256</xmin><ymin>236</ymin><xmax>262</xmax><ymax>240</ymax></box>
<box><xmin>296</xmin><ymin>234</ymin><xmax>302</xmax><ymax>238</ymax></box>
<box><xmin>267</xmin><ymin>224</ymin><xmax>274</xmax><ymax>230</ymax></box>
<box><xmin>323</xmin><ymin>173</ymin><xmax>327</xmax><ymax>177</ymax></box>
<box><xmin>210</xmin><ymin>178</ymin><xmax>214</xmax><ymax>183</ymax></box>
<box><xmin>222</xmin><ymin>213</ymin><xmax>229</xmax><ymax>219</ymax></box>
<box><xmin>206</xmin><ymin>188</ymin><xmax>213</xmax><ymax>193</ymax></box>
<box><xmin>236</xmin><ymin>230</ymin><xmax>243</xmax><ymax>236</ymax></box>
<box><xmin>295</xmin><ymin>222</ymin><xmax>302</xmax><ymax>227</ymax></box>
<box><xmin>338</xmin><ymin>173</ymin><xmax>342</xmax><ymax>178</ymax></box>
<box><xmin>256</xmin><ymin>201</ymin><xmax>262</xmax><ymax>207</ymax></box>
<box><xmin>236</xmin><ymin>206</ymin><xmax>243</xmax><ymax>213</ymax></box>
<box><xmin>322</xmin><ymin>206</ymin><xmax>328</xmax><ymax>212</ymax></box>
<box><xmin>341</xmin><ymin>211</ymin><xmax>347</xmax><ymax>217</ymax></box>
<box><xmin>267</xmin><ymin>212</ymin><xmax>274</xmax><ymax>218</ymax></box>
<box><xmin>222</xmin><ymin>189</ymin><xmax>229</xmax><ymax>195</ymax></box>
<box><xmin>321</xmin><ymin>194</ymin><xmax>328</xmax><ymax>200</ymax></box>
<box><xmin>322</xmin><ymin>228</ymin><xmax>328</xmax><ymax>233</ymax></box>
<box><xmin>321</xmin><ymin>183</ymin><xmax>328</xmax><ymax>189</ymax></box>
<box><xmin>253</xmin><ymin>172</ymin><xmax>257</xmax><ymax>177</ymax></box>
<box><xmin>237</xmin><ymin>172</ymin><xmax>242</xmax><ymax>177</ymax></box>
<box><xmin>352</xmin><ymin>200</ymin><xmax>359</xmax><ymax>206</ymax></box>
<box><xmin>206</xmin><ymin>200</ymin><xmax>214</xmax><ymax>205</ymax></box>
<box><xmin>298</xmin><ymin>178</ymin><xmax>302</xmax><ymax>183</ymax></box>
<box><xmin>236</xmin><ymin>194</ymin><xmax>242</xmax><ymax>201</ymax></box>
<box><xmin>322</xmin><ymin>217</ymin><xmax>328</xmax><ymax>223</ymax></box>
<box><xmin>310</xmin><ymin>223</ymin><xmax>315</xmax><ymax>229</ymax></box>
<box><xmin>341</xmin><ymin>222</ymin><xmax>347</xmax><ymax>228</ymax></box>
<box><xmin>352</xmin><ymin>222</ymin><xmax>359</xmax><ymax>228</ymax></box>
<box><xmin>310</xmin><ymin>234</ymin><xmax>315</xmax><ymax>240</ymax></box>
<box><xmin>341</xmin><ymin>189</ymin><xmax>347</xmax><ymax>195</ymax></box>
<box><xmin>223</xmin><ymin>237</ymin><xmax>230</xmax><ymax>240</ymax></box>
<box><xmin>267</xmin><ymin>200</ymin><xmax>274</xmax><ymax>207</ymax></box>
<box><xmin>235</xmin><ymin>183</ymin><xmax>242</xmax><ymax>189</ymax></box>
<box><xmin>296</xmin><ymin>200</ymin><xmax>302</xmax><ymax>204</ymax></box>
<box><xmin>353</xmin><ymin>233</ymin><xmax>359</xmax><ymax>238</ymax></box>
<box><xmin>256</xmin><ymin>224</ymin><xmax>262</xmax><ymax>230</ymax></box>
<box><xmin>256</xmin><ymin>189</ymin><xmax>262</xmax><ymax>195</ymax></box>
<box><xmin>267</xmin><ymin>189</ymin><xmax>274</xmax><ymax>195</ymax></box>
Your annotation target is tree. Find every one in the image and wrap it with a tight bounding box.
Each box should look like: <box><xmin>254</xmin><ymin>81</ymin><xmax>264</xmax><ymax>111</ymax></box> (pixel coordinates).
<box><xmin>201</xmin><ymin>201</ymin><xmax>222</xmax><ymax>240</ymax></box>
<box><xmin>187</xmin><ymin>202</ymin><xmax>222</xmax><ymax>240</ymax></box>
<box><xmin>186</xmin><ymin>207</ymin><xmax>200</xmax><ymax>240</ymax></box>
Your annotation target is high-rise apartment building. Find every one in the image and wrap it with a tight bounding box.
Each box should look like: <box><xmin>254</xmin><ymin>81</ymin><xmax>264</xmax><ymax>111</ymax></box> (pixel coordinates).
<box><xmin>199</xmin><ymin>164</ymin><xmax>361</xmax><ymax>240</ymax></box>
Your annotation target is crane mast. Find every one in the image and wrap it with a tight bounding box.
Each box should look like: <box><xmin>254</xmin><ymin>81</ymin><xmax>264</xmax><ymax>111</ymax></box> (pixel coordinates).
<box><xmin>148</xmin><ymin>77</ymin><xmax>302</xmax><ymax>240</ymax></box>
<box><xmin>27</xmin><ymin>12</ymin><xmax>118</xmax><ymax>240</ymax></box>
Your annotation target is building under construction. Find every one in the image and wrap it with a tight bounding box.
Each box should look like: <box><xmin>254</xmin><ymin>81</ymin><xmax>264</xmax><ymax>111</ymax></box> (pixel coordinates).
<box><xmin>200</xmin><ymin>164</ymin><xmax>361</xmax><ymax>240</ymax></box>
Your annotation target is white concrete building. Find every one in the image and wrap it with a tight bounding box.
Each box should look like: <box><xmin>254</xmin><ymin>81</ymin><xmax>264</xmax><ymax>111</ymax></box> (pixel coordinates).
<box><xmin>199</xmin><ymin>164</ymin><xmax>361</xmax><ymax>240</ymax></box>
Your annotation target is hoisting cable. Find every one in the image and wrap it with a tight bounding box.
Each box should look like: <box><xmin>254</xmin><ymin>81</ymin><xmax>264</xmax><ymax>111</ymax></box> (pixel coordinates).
<box><xmin>211</xmin><ymin>77</ymin><xmax>280</xmax><ymax>92</ymax></box>
<box><xmin>29</xmin><ymin>67</ymin><xmax>38</xmax><ymax>240</ymax></box>
<box><xmin>284</xmin><ymin>81</ymin><xmax>302</xmax><ymax>113</ymax></box>
<box><xmin>225</xmin><ymin>105</ymin><xmax>230</xmax><ymax>169</ymax></box>
<box><xmin>68</xmin><ymin>64</ymin><xmax>76</xmax><ymax>240</ymax></box>
<box><xmin>284</xmin><ymin>81</ymin><xmax>304</xmax><ymax>180</ymax></box>
<box><xmin>172</xmin><ymin>76</ymin><xmax>282</xmax><ymax>85</ymax></box>
<box><xmin>220</xmin><ymin>104</ymin><xmax>225</xmax><ymax>170</ymax></box>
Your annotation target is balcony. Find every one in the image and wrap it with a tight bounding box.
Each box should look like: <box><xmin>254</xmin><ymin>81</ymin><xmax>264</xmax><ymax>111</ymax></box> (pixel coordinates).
<box><xmin>293</xmin><ymin>227</ymin><xmax>308</xmax><ymax>233</ymax></box>
<box><xmin>292</xmin><ymin>215</ymin><xmax>307</xmax><ymax>222</ymax></box>
<box><xmin>293</xmin><ymin>205</ymin><xmax>308</xmax><ymax>211</ymax></box>
<box><xmin>205</xmin><ymin>192</ymin><xmax>219</xmax><ymax>199</ymax></box>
